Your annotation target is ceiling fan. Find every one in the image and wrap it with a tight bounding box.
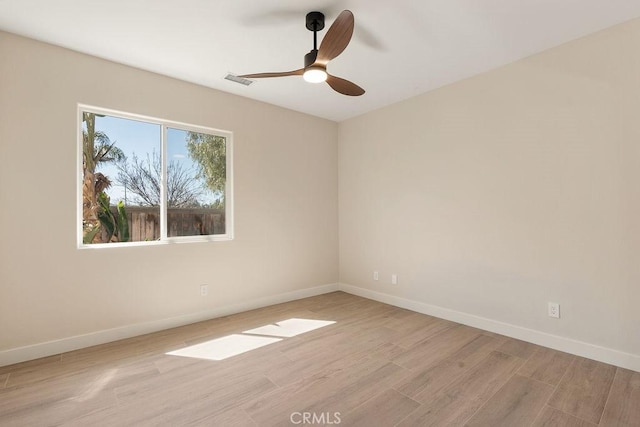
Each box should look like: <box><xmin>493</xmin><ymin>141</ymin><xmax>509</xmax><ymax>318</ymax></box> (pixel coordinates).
<box><xmin>239</xmin><ymin>10</ymin><xmax>365</xmax><ymax>96</ymax></box>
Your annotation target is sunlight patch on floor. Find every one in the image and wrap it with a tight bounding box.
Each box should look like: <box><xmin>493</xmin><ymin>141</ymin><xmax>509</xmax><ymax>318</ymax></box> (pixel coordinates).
<box><xmin>167</xmin><ymin>334</ymin><xmax>281</xmax><ymax>361</ymax></box>
<box><xmin>243</xmin><ymin>318</ymin><xmax>336</xmax><ymax>338</ymax></box>
<box><xmin>166</xmin><ymin>318</ymin><xmax>335</xmax><ymax>361</ymax></box>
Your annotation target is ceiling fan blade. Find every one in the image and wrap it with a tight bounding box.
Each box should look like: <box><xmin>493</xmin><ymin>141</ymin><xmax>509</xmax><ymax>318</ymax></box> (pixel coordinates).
<box><xmin>238</xmin><ymin>69</ymin><xmax>304</xmax><ymax>79</ymax></box>
<box><xmin>316</xmin><ymin>10</ymin><xmax>354</xmax><ymax>65</ymax></box>
<box><xmin>326</xmin><ymin>74</ymin><xmax>365</xmax><ymax>96</ymax></box>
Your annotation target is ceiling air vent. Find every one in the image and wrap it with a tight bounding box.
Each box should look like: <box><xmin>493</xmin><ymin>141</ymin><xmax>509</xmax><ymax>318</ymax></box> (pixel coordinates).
<box><xmin>224</xmin><ymin>74</ymin><xmax>253</xmax><ymax>86</ymax></box>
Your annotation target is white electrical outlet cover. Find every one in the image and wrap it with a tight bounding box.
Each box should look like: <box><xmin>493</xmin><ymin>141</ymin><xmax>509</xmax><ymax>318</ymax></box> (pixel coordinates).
<box><xmin>548</xmin><ymin>302</ymin><xmax>560</xmax><ymax>318</ymax></box>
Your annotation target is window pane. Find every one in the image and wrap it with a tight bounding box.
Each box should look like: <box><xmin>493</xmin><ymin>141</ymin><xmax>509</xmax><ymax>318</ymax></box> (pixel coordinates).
<box><xmin>166</xmin><ymin>128</ymin><xmax>226</xmax><ymax>237</ymax></box>
<box><xmin>81</xmin><ymin>112</ymin><xmax>161</xmax><ymax>244</ymax></box>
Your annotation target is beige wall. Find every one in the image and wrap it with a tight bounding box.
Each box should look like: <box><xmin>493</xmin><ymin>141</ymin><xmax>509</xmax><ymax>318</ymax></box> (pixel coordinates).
<box><xmin>0</xmin><ymin>32</ymin><xmax>338</xmax><ymax>352</ymax></box>
<box><xmin>339</xmin><ymin>18</ymin><xmax>640</xmax><ymax>357</ymax></box>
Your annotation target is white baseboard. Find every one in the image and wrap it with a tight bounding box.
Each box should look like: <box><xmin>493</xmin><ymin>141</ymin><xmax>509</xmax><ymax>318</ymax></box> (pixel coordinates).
<box><xmin>339</xmin><ymin>283</ymin><xmax>640</xmax><ymax>372</ymax></box>
<box><xmin>5</xmin><ymin>282</ymin><xmax>638</xmax><ymax>372</ymax></box>
<box><xmin>0</xmin><ymin>283</ymin><xmax>339</xmax><ymax>367</ymax></box>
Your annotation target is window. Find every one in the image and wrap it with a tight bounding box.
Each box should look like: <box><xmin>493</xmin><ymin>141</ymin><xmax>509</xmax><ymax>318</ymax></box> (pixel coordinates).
<box><xmin>78</xmin><ymin>105</ymin><xmax>233</xmax><ymax>247</ymax></box>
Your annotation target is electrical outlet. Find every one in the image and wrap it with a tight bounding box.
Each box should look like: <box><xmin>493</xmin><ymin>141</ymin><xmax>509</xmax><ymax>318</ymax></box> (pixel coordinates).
<box><xmin>373</xmin><ymin>271</ymin><xmax>379</xmax><ymax>281</ymax></box>
<box><xmin>200</xmin><ymin>284</ymin><xmax>208</xmax><ymax>297</ymax></box>
<box><xmin>391</xmin><ymin>274</ymin><xmax>398</xmax><ymax>285</ymax></box>
<box><xmin>548</xmin><ymin>302</ymin><xmax>560</xmax><ymax>318</ymax></box>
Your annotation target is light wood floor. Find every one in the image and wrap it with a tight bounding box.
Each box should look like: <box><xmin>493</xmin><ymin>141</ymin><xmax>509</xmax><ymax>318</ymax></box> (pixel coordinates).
<box><xmin>1</xmin><ymin>292</ymin><xmax>639</xmax><ymax>426</ymax></box>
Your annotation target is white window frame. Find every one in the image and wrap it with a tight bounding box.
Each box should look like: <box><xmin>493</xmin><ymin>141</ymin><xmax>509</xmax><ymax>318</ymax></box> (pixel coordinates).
<box><xmin>77</xmin><ymin>104</ymin><xmax>234</xmax><ymax>248</ymax></box>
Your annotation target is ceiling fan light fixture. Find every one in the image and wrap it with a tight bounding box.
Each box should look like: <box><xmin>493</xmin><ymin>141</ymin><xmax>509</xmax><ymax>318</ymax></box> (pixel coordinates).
<box><xmin>303</xmin><ymin>66</ymin><xmax>327</xmax><ymax>83</ymax></box>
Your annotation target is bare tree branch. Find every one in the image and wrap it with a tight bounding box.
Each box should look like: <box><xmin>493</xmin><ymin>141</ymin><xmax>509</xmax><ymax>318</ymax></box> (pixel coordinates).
<box><xmin>116</xmin><ymin>150</ymin><xmax>203</xmax><ymax>207</ymax></box>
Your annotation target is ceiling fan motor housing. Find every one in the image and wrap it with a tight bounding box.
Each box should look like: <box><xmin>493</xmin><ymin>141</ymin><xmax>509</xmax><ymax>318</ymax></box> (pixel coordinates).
<box><xmin>305</xmin><ymin>11</ymin><xmax>325</xmax><ymax>31</ymax></box>
<box><xmin>304</xmin><ymin>50</ymin><xmax>319</xmax><ymax>68</ymax></box>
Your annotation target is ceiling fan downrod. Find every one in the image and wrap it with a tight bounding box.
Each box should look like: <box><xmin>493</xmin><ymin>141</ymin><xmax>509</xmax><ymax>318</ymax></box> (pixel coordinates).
<box><xmin>305</xmin><ymin>11</ymin><xmax>325</xmax><ymax>66</ymax></box>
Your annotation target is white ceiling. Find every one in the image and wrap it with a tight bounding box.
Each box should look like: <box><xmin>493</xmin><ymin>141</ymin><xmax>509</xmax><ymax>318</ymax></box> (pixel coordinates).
<box><xmin>1</xmin><ymin>0</ymin><xmax>640</xmax><ymax>122</ymax></box>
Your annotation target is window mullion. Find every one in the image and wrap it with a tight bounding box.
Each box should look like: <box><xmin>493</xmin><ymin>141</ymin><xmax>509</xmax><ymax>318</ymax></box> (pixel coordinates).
<box><xmin>160</xmin><ymin>124</ymin><xmax>168</xmax><ymax>240</ymax></box>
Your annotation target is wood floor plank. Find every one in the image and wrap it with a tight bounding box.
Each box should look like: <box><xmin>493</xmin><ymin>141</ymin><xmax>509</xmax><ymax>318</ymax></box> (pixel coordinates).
<box><xmin>333</xmin><ymin>304</ymin><xmax>415</xmax><ymax>330</ymax></box>
<box><xmin>0</xmin><ymin>354</ymin><xmax>70</xmax><ymax>388</ymax></box>
<box><xmin>302</xmin><ymin>362</ymin><xmax>409</xmax><ymax>417</ymax></box>
<box><xmin>4</xmin><ymin>352</ymin><xmax>161</xmax><ymax>390</ymax></box>
<box><xmin>394</xmin><ymin>334</ymin><xmax>503</xmax><ymax>402</ymax></box>
<box><xmin>306</xmin><ymin>297</ymin><xmax>388</xmax><ymax>321</ymax></box>
<box><xmin>244</xmin><ymin>358</ymin><xmax>408</xmax><ymax>425</ymax></box>
<box><xmin>465</xmin><ymin>374</ymin><xmax>554</xmax><ymax>426</ymax></box>
<box><xmin>60</xmin><ymin>336</ymin><xmax>147</xmax><ymax>363</ymax></box>
<box><xmin>1</xmin><ymin>337</ymin><xmax>172</xmax><ymax>391</ymax></box>
<box><xmin>277</xmin><ymin>325</ymin><xmax>395</xmax><ymax>362</ymax></box>
<box><xmin>338</xmin><ymin>388</ymin><xmax>419</xmax><ymax>427</ymax></box>
<box><xmin>0</xmin><ymin>374</ymin><xmax>8</xmax><ymax>389</ymax></box>
<box><xmin>518</xmin><ymin>347</ymin><xmax>575</xmax><ymax>386</ymax></box>
<box><xmin>117</xmin><ymin>373</ymin><xmax>276</xmax><ymax>425</ymax></box>
<box><xmin>0</xmin><ymin>385</ymin><xmax>117</xmax><ymax>426</ymax></box>
<box><xmin>497</xmin><ymin>337</ymin><xmax>541</xmax><ymax>359</ymax></box>
<box><xmin>547</xmin><ymin>357</ymin><xmax>616</xmax><ymax>424</ymax></box>
<box><xmin>66</xmin><ymin>385</ymin><xmax>264</xmax><ymax>427</ymax></box>
<box><xmin>115</xmin><ymin>353</ymin><xmax>277</xmax><ymax>405</ymax></box>
<box><xmin>199</xmin><ymin>408</ymin><xmax>258</xmax><ymax>427</ymax></box>
<box><xmin>62</xmin><ymin>406</ymin><xmax>122</xmax><ymax>427</ymax></box>
<box><xmin>0</xmin><ymin>354</ymin><xmax>61</xmax><ymax>375</ymax></box>
<box><xmin>599</xmin><ymin>368</ymin><xmax>640</xmax><ymax>426</ymax></box>
<box><xmin>0</xmin><ymin>358</ymin><xmax>159</xmax><ymax>414</ymax></box>
<box><xmin>397</xmin><ymin>350</ymin><xmax>524</xmax><ymax>426</ymax></box>
<box><xmin>532</xmin><ymin>406</ymin><xmax>597</xmax><ymax>427</ymax></box>
<box><xmin>389</xmin><ymin>316</ymin><xmax>457</xmax><ymax>349</ymax></box>
<box><xmin>392</xmin><ymin>324</ymin><xmax>482</xmax><ymax>370</ymax></box>
<box><xmin>265</xmin><ymin>340</ymin><xmax>388</xmax><ymax>387</ymax></box>
<box><xmin>302</xmin><ymin>292</ymin><xmax>363</xmax><ymax>311</ymax></box>
<box><xmin>356</xmin><ymin>310</ymin><xmax>430</xmax><ymax>334</ymax></box>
